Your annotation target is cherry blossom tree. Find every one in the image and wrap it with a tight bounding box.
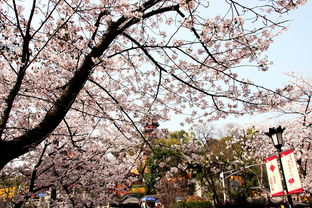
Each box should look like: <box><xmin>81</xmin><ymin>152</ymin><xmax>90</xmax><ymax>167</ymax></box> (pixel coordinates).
<box><xmin>0</xmin><ymin>0</ymin><xmax>307</xmax><ymax>173</ymax></box>
<box><xmin>231</xmin><ymin>73</ymin><xmax>311</xmax><ymax>193</ymax></box>
<box><xmin>1</xmin><ymin>129</ymin><xmax>140</xmax><ymax>207</ymax></box>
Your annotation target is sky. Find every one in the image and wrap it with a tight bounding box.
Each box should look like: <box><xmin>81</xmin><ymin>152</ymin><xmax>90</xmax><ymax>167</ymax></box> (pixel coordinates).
<box><xmin>240</xmin><ymin>0</ymin><xmax>312</xmax><ymax>89</ymax></box>
<box><xmin>163</xmin><ymin>1</ymin><xmax>312</xmax><ymax>132</ymax></box>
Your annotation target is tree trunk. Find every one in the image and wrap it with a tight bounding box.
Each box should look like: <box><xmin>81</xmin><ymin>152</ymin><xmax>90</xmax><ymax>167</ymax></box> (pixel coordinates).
<box><xmin>0</xmin><ymin>0</ymin><xmax>176</xmax><ymax>171</ymax></box>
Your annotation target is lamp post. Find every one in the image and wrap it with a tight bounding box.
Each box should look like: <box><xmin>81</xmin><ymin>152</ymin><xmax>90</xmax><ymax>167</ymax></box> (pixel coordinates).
<box><xmin>265</xmin><ymin>126</ymin><xmax>293</xmax><ymax>208</ymax></box>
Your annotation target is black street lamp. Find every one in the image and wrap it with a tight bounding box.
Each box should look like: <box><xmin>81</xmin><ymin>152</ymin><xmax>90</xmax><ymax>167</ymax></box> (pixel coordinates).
<box><xmin>265</xmin><ymin>126</ymin><xmax>293</xmax><ymax>208</ymax></box>
<box><xmin>265</xmin><ymin>125</ymin><xmax>284</xmax><ymax>151</ymax></box>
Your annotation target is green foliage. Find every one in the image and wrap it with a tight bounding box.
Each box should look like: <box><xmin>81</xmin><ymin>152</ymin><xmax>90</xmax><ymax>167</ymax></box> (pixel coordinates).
<box><xmin>143</xmin><ymin>130</ymin><xmax>190</xmax><ymax>194</ymax></box>
<box><xmin>144</xmin><ymin>146</ymin><xmax>184</xmax><ymax>194</ymax></box>
<box><xmin>0</xmin><ymin>175</ymin><xmax>22</xmax><ymax>188</ymax></box>
<box><xmin>174</xmin><ymin>201</ymin><xmax>213</xmax><ymax>208</ymax></box>
<box><xmin>143</xmin><ymin>167</ymin><xmax>158</xmax><ymax>194</ymax></box>
<box><xmin>169</xmin><ymin>130</ymin><xmax>191</xmax><ymax>143</ymax></box>
<box><xmin>246</xmin><ymin>127</ymin><xmax>259</xmax><ymax>136</ymax></box>
<box><xmin>156</xmin><ymin>138</ymin><xmax>181</xmax><ymax>147</ymax></box>
<box><xmin>156</xmin><ymin>130</ymin><xmax>192</xmax><ymax>147</ymax></box>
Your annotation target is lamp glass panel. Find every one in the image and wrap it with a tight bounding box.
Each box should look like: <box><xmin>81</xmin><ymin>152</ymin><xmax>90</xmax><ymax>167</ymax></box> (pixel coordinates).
<box><xmin>276</xmin><ymin>133</ymin><xmax>283</xmax><ymax>145</ymax></box>
<box><xmin>271</xmin><ymin>134</ymin><xmax>278</xmax><ymax>146</ymax></box>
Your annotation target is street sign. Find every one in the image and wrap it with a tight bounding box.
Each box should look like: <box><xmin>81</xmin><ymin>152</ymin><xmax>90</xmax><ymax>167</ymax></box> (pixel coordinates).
<box><xmin>264</xmin><ymin>155</ymin><xmax>285</xmax><ymax>196</ymax></box>
<box><xmin>280</xmin><ymin>149</ymin><xmax>303</xmax><ymax>194</ymax></box>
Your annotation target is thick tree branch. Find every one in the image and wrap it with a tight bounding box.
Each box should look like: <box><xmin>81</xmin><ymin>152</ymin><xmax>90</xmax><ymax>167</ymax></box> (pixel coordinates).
<box><xmin>0</xmin><ymin>0</ymin><xmax>173</xmax><ymax>170</ymax></box>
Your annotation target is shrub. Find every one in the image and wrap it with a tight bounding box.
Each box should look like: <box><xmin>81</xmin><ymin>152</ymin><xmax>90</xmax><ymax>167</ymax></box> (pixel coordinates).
<box><xmin>174</xmin><ymin>201</ymin><xmax>212</xmax><ymax>208</ymax></box>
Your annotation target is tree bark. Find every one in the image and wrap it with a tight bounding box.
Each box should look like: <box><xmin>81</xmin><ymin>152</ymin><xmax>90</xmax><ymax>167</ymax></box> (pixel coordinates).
<box><xmin>0</xmin><ymin>0</ymin><xmax>180</xmax><ymax>171</ymax></box>
<box><xmin>0</xmin><ymin>54</ymin><xmax>95</xmax><ymax>170</ymax></box>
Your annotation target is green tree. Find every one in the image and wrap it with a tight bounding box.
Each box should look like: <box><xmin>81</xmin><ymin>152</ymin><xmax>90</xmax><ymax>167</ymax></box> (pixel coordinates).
<box><xmin>187</xmin><ymin>124</ymin><xmax>266</xmax><ymax>207</ymax></box>
<box><xmin>144</xmin><ymin>130</ymin><xmax>191</xmax><ymax>193</ymax></box>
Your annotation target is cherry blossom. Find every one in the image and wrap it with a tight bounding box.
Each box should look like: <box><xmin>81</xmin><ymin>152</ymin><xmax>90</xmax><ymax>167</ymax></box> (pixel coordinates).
<box><xmin>231</xmin><ymin>74</ymin><xmax>311</xmax><ymax>192</ymax></box>
<box><xmin>0</xmin><ymin>0</ymin><xmax>308</xmax><ymax>205</ymax></box>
